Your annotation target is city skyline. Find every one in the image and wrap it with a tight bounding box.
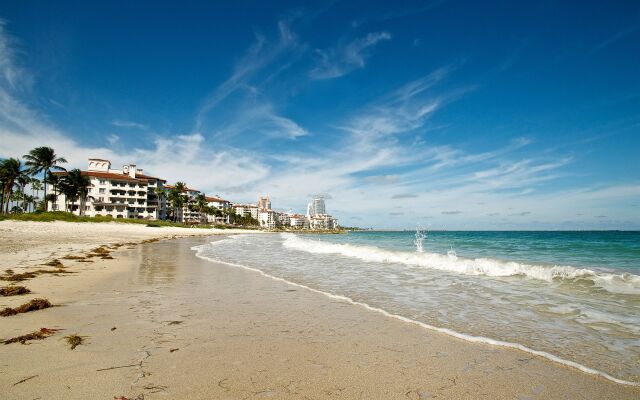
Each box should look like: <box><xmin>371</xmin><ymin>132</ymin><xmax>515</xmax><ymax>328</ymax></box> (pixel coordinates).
<box><xmin>0</xmin><ymin>1</ymin><xmax>638</xmax><ymax>229</ymax></box>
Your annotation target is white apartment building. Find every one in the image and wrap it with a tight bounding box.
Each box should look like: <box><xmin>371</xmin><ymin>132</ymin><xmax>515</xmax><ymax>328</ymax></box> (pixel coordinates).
<box><xmin>309</xmin><ymin>215</ymin><xmax>338</xmax><ymax>230</ymax></box>
<box><xmin>232</xmin><ymin>204</ymin><xmax>259</xmax><ymax>220</ymax></box>
<box><xmin>164</xmin><ymin>184</ymin><xmax>205</xmax><ymax>224</ymax></box>
<box><xmin>206</xmin><ymin>196</ymin><xmax>231</xmax><ymax>224</ymax></box>
<box><xmin>288</xmin><ymin>213</ymin><xmax>307</xmax><ymax>228</ymax></box>
<box><xmin>258</xmin><ymin>209</ymin><xmax>277</xmax><ymax>229</ymax></box>
<box><xmin>50</xmin><ymin>158</ymin><xmax>167</xmax><ymax>220</ymax></box>
<box><xmin>277</xmin><ymin>212</ymin><xmax>290</xmax><ymax>227</ymax></box>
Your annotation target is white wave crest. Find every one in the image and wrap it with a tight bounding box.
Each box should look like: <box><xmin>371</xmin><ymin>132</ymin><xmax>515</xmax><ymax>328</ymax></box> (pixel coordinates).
<box><xmin>280</xmin><ymin>233</ymin><xmax>640</xmax><ymax>295</ymax></box>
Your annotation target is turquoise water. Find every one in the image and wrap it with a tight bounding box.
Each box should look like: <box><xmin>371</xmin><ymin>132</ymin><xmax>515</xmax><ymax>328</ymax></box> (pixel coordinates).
<box><xmin>193</xmin><ymin>230</ymin><xmax>640</xmax><ymax>384</ymax></box>
<box><xmin>319</xmin><ymin>231</ymin><xmax>640</xmax><ymax>274</ymax></box>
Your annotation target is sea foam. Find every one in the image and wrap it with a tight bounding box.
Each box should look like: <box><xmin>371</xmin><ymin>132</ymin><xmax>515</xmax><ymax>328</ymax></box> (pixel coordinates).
<box><xmin>281</xmin><ymin>233</ymin><xmax>640</xmax><ymax>295</ymax></box>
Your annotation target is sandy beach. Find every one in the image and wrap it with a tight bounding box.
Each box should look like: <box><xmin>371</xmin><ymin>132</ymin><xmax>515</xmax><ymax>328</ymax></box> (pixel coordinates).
<box><xmin>1</xmin><ymin>221</ymin><xmax>638</xmax><ymax>399</ymax></box>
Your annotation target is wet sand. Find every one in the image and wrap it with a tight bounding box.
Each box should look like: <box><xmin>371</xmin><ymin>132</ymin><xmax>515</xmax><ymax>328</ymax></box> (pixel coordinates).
<box><xmin>1</xmin><ymin>228</ymin><xmax>639</xmax><ymax>399</ymax></box>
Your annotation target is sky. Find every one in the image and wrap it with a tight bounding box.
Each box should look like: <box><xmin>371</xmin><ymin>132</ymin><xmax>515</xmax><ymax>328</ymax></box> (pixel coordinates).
<box><xmin>0</xmin><ymin>0</ymin><xmax>638</xmax><ymax>230</ymax></box>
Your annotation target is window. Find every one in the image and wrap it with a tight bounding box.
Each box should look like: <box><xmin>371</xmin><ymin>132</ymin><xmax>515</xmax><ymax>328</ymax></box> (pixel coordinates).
<box><xmin>98</xmin><ymin>197</ymin><xmax>104</xmax><ymax>202</ymax></box>
<box><xmin>99</xmin><ymin>179</ymin><xmax>106</xmax><ymax>184</ymax></box>
<box><xmin>99</xmin><ymin>188</ymin><xmax>106</xmax><ymax>194</ymax></box>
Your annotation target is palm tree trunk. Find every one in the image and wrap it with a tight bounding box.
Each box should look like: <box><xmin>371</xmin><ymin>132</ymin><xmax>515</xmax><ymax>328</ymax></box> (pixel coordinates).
<box><xmin>43</xmin><ymin>170</ymin><xmax>48</xmax><ymax>211</ymax></box>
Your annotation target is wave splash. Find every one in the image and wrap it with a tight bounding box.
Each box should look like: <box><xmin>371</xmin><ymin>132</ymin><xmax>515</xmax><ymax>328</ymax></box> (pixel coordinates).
<box><xmin>281</xmin><ymin>233</ymin><xmax>640</xmax><ymax>295</ymax></box>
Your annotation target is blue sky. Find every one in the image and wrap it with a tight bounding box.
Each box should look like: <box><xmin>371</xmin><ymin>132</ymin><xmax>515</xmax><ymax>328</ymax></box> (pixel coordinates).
<box><xmin>0</xmin><ymin>0</ymin><xmax>638</xmax><ymax>229</ymax></box>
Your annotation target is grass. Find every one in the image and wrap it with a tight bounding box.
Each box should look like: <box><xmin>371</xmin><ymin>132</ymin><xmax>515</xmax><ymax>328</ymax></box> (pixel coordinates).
<box><xmin>64</xmin><ymin>334</ymin><xmax>86</xmax><ymax>350</ymax></box>
<box><xmin>0</xmin><ymin>211</ymin><xmax>264</xmax><ymax>229</ymax></box>
<box><xmin>0</xmin><ymin>286</ymin><xmax>31</xmax><ymax>296</ymax></box>
<box><xmin>0</xmin><ymin>211</ymin><xmax>214</xmax><ymax>228</ymax></box>
<box><xmin>3</xmin><ymin>328</ymin><xmax>61</xmax><ymax>345</ymax></box>
<box><xmin>0</xmin><ymin>298</ymin><xmax>53</xmax><ymax>317</ymax></box>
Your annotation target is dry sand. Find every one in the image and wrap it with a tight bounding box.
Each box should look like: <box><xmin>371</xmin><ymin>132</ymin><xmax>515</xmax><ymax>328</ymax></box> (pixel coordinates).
<box><xmin>0</xmin><ymin>221</ymin><xmax>638</xmax><ymax>399</ymax></box>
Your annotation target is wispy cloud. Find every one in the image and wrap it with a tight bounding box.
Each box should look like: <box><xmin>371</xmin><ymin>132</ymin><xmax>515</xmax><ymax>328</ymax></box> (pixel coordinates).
<box><xmin>339</xmin><ymin>67</ymin><xmax>455</xmax><ymax>143</ymax></box>
<box><xmin>195</xmin><ymin>20</ymin><xmax>302</xmax><ymax>131</ymax></box>
<box><xmin>309</xmin><ymin>32</ymin><xmax>391</xmax><ymax>80</ymax></box>
<box><xmin>111</xmin><ymin>120</ymin><xmax>147</xmax><ymax>130</ymax></box>
<box><xmin>509</xmin><ymin>211</ymin><xmax>531</xmax><ymax>217</ymax></box>
<box><xmin>392</xmin><ymin>193</ymin><xmax>418</xmax><ymax>199</ymax></box>
<box><xmin>442</xmin><ymin>210</ymin><xmax>462</xmax><ymax>215</ymax></box>
<box><xmin>0</xmin><ymin>19</ymin><xmax>32</xmax><ymax>90</ymax></box>
<box><xmin>592</xmin><ymin>24</ymin><xmax>640</xmax><ymax>53</ymax></box>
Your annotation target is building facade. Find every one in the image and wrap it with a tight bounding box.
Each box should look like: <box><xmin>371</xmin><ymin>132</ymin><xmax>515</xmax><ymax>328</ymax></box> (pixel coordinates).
<box><xmin>50</xmin><ymin>159</ymin><xmax>167</xmax><ymax>220</ymax></box>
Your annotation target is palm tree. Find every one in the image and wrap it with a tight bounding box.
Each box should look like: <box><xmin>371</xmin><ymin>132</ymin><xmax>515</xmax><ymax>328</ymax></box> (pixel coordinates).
<box><xmin>23</xmin><ymin>147</ymin><xmax>67</xmax><ymax>211</ymax></box>
<box><xmin>30</xmin><ymin>178</ymin><xmax>42</xmax><ymax>212</ymax></box>
<box><xmin>45</xmin><ymin>173</ymin><xmax>60</xmax><ymax>211</ymax></box>
<box><xmin>154</xmin><ymin>187</ymin><xmax>167</xmax><ymax>219</ymax></box>
<box><xmin>63</xmin><ymin>169</ymin><xmax>91</xmax><ymax>216</ymax></box>
<box><xmin>169</xmin><ymin>182</ymin><xmax>186</xmax><ymax>222</ymax></box>
<box><xmin>16</xmin><ymin>174</ymin><xmax>30</xmax><ymax>213</ymax></box>
<box><xmin>0</xmin><ymin>158</ymin><xmax>26</xmax><ymax>214</ymax></box>
<box><xmin>195</xmin><ymin>193</ymin><xmax>207</xmax><ymax>223</ymax></box>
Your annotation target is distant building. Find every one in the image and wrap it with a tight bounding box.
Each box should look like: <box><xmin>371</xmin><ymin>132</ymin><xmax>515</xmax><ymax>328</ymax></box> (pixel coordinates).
<box><xmin>206</xmin><ymin>196</ymin><xmax>231</xmax><ymax>224</ymax></box>
<box><xmin>50</xmin><ymin>158</ymin><xmax>167</xmax><ymax>220</ymax></box>
<box><xmin>258</xmin><ymin>209</ymin><xmax>277</xmax><ymax>229</ymax></box>
<box><xmin>288</xmin><ymin>213</ymin><xmax>307</xmax><ymax>228</ymax></box>
<box><xmin>258</xmin><ymin>195</ymin><xmax>271</xmax><ymax>210</ymax></box>
<box><xmin>233</xmin><ymin>203</ymin><xmax>259</xmax><ymax>220</ymax></box>
<box><xmin>306</xmin><ymin>195</ymin><xmax>326</xmax><ymax>217</ymax></box>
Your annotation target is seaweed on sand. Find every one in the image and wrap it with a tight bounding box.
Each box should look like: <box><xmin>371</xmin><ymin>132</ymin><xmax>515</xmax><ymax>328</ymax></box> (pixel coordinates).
<box><xmin>3</xmin><ymin>328</ymin><xmax>61</xmax><ymax>345</ymax></box>
<box><xmin>0</xmin><ymin>298</ymin><xmax>53</xmax><ymax>317</ymax></box>
<box><xmin>0</xmin><ymin>272</ymin><xmax>38</xmax><ymax>282</ymax></box>
<box><xmin>0</xmin><ymin>286</ymin><xmax>31</xmax><ymax>296</ymax></box>
<box><xmin>64</xmin><ymin>334</ymin><xmax>87</xmax><ymax>350</ymax></box>
<box><xmin>43</xmin><ymin>259</ymin><xmax>64</xmax><ymax>268</ymax></box>
<box><xmin>61</xmin><ymin>255</ymin><xmax>87</xmax><ymax>260</ymax></box>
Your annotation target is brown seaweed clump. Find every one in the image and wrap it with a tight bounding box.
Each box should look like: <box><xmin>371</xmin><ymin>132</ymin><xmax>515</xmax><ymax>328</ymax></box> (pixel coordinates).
<box><xmin>0</xmin><ymin>286</ymin><xmax>31</xmax><ymax>296</ymax></box>
<box><xmin>0</xmin><ymin>272</ymin><xmax>38</xmax><ymax>282</ymax></box>
<box><xmin>0</xmin><ymin>298</ymin><xmax>53</xmax><ymax>317</ymax></box>
<box><xmin>64</xmin><ymin>334</ymin><xmax>86</xmax><ymax>350</ymax></box>
<box><xmin>3</xmin><ymin>328</ymin><xmax>61</xmax><ymax>345</ymax></box>
<box><xmin>33</xmin><ymin>269</ymin><xmax>74</xmax><ymax>275</ymax></box>
<box><xmin>61</xmin><ymin>255</ymin><xmax>87</xmax><ymax>260</ymax></box>
<box><xmin>43</xmin><ymin>259</ymin><xmax>64</xmax><ymax>268</ymax></box>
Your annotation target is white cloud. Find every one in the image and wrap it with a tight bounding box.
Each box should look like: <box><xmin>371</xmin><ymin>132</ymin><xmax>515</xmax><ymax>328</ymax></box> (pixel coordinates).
<box><xmin>106</xmin><ymin>134</ymin><xmax>119</xmax><ymax>145</ymax></box>
<box><xmin>195</xmin><ymin>20</ymin><xmax>301</xmax><ymax>131</ymax></box>
<box><xmin>111</xmin><ymin>120</ymin><xmax>147</xmax><ymax>130</ymax></box>
<box><xmin>309</xmin><ymin>32</ymin><xmax>391</xmax><ymax>80</ymax></box>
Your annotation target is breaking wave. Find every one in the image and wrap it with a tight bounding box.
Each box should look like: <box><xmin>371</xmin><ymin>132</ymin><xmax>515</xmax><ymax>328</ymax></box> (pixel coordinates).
<box><xmin>281</xmin><ymin>233</ymin><xmax>640</xmax><ymax>295</ymax></box>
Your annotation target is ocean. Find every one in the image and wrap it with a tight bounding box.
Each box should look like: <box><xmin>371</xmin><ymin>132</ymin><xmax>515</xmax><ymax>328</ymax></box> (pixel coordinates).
<box><xmin>192</xmin><ymin>230</ymin><xmax>640</xmax><ymax>385</ymax></box>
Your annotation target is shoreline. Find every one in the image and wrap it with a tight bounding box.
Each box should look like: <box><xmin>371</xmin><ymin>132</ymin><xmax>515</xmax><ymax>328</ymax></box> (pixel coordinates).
<box><xmin>194</xmin><ymin>248</ymin><xmax>638</xmax><ymax>388</ymax></box>
<box><xmin>1</xmin><ymin>221</ymin><xmax>638</xmax><ymax>399</ymax></box>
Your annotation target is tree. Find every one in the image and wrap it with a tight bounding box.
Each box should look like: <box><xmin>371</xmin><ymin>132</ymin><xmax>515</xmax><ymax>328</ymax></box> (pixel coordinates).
<box><xmin>168</xmin><ymin>182</ymin><xmax>186</xmax><ymax>222</ymax></box>
<box><xmin>16</xmin><ymin>174</ymin><xmax>30</xmax><ymax>213</ymax></box>
<box><xmin>56</xmin><ymin>169</ymin><xmax>91</xmax><ymax>215</ymax></box>
<box><xmin>195</xmin><ymin>193</ymin><xmax>207</xmax><ymax>223</ymax></box>
<box><xmin>29</xmin><ymin>177</ymin><xmax>42</xmax><ymax>212</ymax></box>
<box><xmin>0</xmin><ymin>158</ymin><xmax>27</xmax><ymax>214</ymax></box>
<box><xmin>23</xmin><ymin>147</ymin><xmax>67</xmax><ymax>211</ymax></box>
<box><xmin>154</xmin><ymin>187</ymin><xmax>167</xmax><ymax>220</ymax></box>
<box><xmin>45</xmin><ymin>173</ymin><xmax>60</xmax><ymax>211</ymax></box>
<box><xmin>63</xmin><ymin>169</ymin><xmax>91</xmax><ymax>216</ymax></box>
